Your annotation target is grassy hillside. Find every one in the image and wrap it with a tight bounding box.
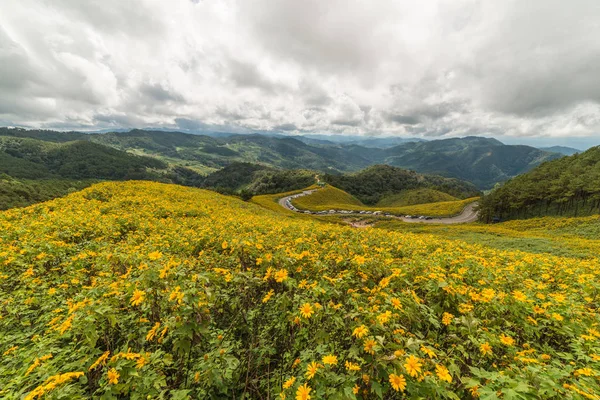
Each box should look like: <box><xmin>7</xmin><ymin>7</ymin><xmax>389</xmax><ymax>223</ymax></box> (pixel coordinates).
<box><xmin>0</xmin><ymin>175</ymin><xmax>96</xmax><ymax>210</ymax></box>
<box><xmin>291</xmin><ymin>185</ymin><xmax>362</xmax><ymax>209</ymax></box>
<box><xmin>479</xmin><ymin>146</ymin><xmax>600</xmax><ymax>221</ymax></box>
<box><xmin>1</xmin><ymin>181</ymin><xmax>598</xmax><ymax>399</ymax></box>
<box><xmin>323</xmin><ymin>165</ymin><xmax>480</xmax><ymax>205</ymax></box>
<box><xmin>376</xmin><ymin>214</ymin><xmax>600</xmax><ymax>259</ymax></box>
<box><xmin>291</xmin><ymin>185</ymin><xmax>479</xmax><ymax>217</ymax></box>
<box><xmin>376</xmin><ymin>189</ymin><xmax>457</xmax><ymax>207</ymax></box>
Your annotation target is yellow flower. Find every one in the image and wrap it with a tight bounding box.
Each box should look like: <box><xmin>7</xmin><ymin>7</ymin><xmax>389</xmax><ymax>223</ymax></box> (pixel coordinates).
<box><xmin>421</xmin><ymin>346</ymin><xmax>437</xmax><ymax>359</ymax></box>
<box><xmin>262</xmin><ymin>289</ymin><xmax>275</xmax><ymax>303</ymax></box>
<box><xmin>296</xmin><ymin>383</ymin><xmax>311</xmax><ymax>400</ymax></box>
<box><xmin>363</xmin><ymin>339</ymin><xmax>377</xmax><ymax>355</ymax></box>
<box><xmin>107</xmin><ymin>368</ymin><xmax>119</xmax><ymax>385</ymax></box>
<box><xmin>389</xmin><ymin>373</ymin><xmax>406</xmax><ymax>392</ymax></box>
<box><xmin>344</xmin><ymin>361</ymin><xmax>360</xmax><ymax>371</ymax></box>
<box><xmin>3</xmin><ymin>346</ymin><xmax>18</xmax><ymax>356</ymax></box>
<box><xmin>352</xmin><ymin>325</ymin><xmax>368</xmax><ymax>339</ymax></box>
<box><xmin>551</xmin><ymin>313</ymin><xmax>564</xmax><ymax>321</ymax></box>
<box><xmin>394</xmin><ymin>349</ymin><xmax>406</xmax><ymax>358</ymax></box>
<box><xmin>283</xmin><ymin>376</ymin><xmax>296</xmax><ymax>389</ymax></box>
<box><xmin>148</xmin><ymin>251</ymin><xmax>162</xmax><ymax>260</ymax></box>
<box><xmin>575</xmin><ymin>368</ymin><xmax>594</xmax><ymax>377</ymax></box>
<box><xmin>442</xmin><ymin>312</ymin><xmax>454</xmax><ymax>326</ymax></box>
<box><xmin>499</xmin><ymin>334</ymin><xmax>515</xmax><ymax>346</ymax></box>
<box><xmin>89</xmin><ymin>351</ymin><xmax>110</xmax><ymax>370</ymax></box>
<box><xmin>275</xmin><ymin>269</ymin><xmax>288</xmax><ymax>282</ymax></box>
<box><xmin>306</xmin><ymin>361</ymin><xmax>320</xmax><ymax>379</ymax></box>
<box><xmin>25</xmin><ymin>354</ymin><xmax>53</xmax><ymax>376</ymax></box>
<box><xmin>435</xmin><ymin>364</ymin><xmax>452</xmax><ymax>383</ymax></box>
<box><xmin>352</xmin><ymin>385</ymin><xmax>360</xmax><ymax>394</ymax></box>
<box><xmin>480</xmin><ymin>342</ymin><xmax>493</xmax><ymax>356</ymax></box>
<box><xmin>353</xmin><ymin>255</ymin><xmax>366</xmax><ymax>265</ymax></box>
<box><xmin>404</xmin><ymin>355</ymin><xmax>422</xmax><ymax>377</ymax></box>
<box><xmin>533</xmin><ymin>306</ymin><xmax>546</xmax><ymax>314</ymax></box>
<box><xmin>130</xmin><ymin>289</ymin><xmax>145</xmax><ymax>306</ymax></box>
<box><xmin>221</xmin><ymin>241</ymin><xmax>228</xmax><ymax>250</ymax></box>
<box><xmin>377</xmin><ymin>311</ymin><xmax>392</xmax><ymax>325</ymax></box>
<box><xmin>24</xmin><ymin>372</ymin><xmax>83</xmax><ymax>400</ymax></box>
<box><xmin>299</xmin><ymin>303</ymin><xmax>314</xmax><ymax>319</ymax></box>
<box><xmin>322</xmin><ymin>354</ymin><xmax>338</xmax><ymax>365</ymax></box>
<box><xmin>146</xmin><ymin>322</ymin><xmax>161</xmax><ymax>341</ymax></box>
<box><xmin>513</xmin><ymin>290</ymin><xmax>527</xmax><ymax>302</ymax></box>
<box><xmin>391</xmin><ymin>298</ymin><xmax>402</xmax><ymax>309</ymax></box>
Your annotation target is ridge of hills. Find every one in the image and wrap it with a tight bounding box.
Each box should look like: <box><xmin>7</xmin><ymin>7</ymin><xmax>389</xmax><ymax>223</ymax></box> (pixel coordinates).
<box><xmin>1</xmin><ymin>127</ymin><xmax>562</xmax><ymax>189</ymax></box>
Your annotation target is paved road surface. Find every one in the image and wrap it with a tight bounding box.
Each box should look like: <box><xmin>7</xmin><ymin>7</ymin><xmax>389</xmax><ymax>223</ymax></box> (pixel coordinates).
<box><xmin>278</xmin><ymin>189</ymin><xmax>479</xmax><ymax>224</ymax></box>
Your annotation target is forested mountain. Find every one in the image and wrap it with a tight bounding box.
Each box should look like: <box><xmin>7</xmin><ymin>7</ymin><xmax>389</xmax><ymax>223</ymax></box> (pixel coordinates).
<box><xmin>0</xmin><ymin>128</ymin><xmax>565</xmax><ymax>190</ymax></box>
<box><xmin>0</xmin><ymin>137</ymin><xmax>166</xmax><ymax>180</ymax></box>
<box><xmin>323</xmin><ymin>165</ymin><xmax>481</xmax><ymax>205</ymax></box>
<box><xmin>200</xmin><ymin>162</ymin><xmax>314</xmax><ymax>196</ymax></box>
<box><xmin>380</xmin><ymin>137</ymin><xmax>561</xmax><ymax>189</ymax></box>
<box><xmin>0</xmin><ymin>135</ymin><xmax>206</xmax><ymax>208</ymax></box>
<box><xmin>539</xmin><ymin>146</ymin><xmax>581</xmax><ymax>156</ymax></box>
<box><xmin>479</xmin><ymin>146</ymin><xmax>600</xmax><ymax>221</ymax></box>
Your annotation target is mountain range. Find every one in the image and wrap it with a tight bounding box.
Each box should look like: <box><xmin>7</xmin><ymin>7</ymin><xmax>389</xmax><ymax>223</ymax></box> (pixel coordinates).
<box><xmin>1</xmin><ymin>127</ymin><xmax>564</xmax><ymax>189</ymax></box>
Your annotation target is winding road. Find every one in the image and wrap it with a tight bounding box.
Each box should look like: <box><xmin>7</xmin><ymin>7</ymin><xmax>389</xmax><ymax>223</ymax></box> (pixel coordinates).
<box><xmin>278</xmin><ymin>189</ymin><xmax>479</xmax><ymax>224</ymax></box>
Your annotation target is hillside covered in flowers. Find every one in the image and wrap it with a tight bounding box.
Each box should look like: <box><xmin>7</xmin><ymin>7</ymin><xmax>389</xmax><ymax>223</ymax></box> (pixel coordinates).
<box><xmin>1</xmin><ymin>182</ymin><xmax>599</xmax><ymax>399</ymax></box>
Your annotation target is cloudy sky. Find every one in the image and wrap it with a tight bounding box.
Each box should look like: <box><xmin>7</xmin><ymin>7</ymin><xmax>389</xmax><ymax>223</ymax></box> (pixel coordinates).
<box><xmin>1</xmin><ymin>0</ymin><xmax>599</xmax><ymax>147</ymax></box>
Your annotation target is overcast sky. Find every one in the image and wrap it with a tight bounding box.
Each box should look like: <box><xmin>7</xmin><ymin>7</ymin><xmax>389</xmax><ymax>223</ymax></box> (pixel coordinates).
<box><xmin>1</xmin><ymin>0</ymin><xmax>599</xmax><ymax>147</ymax></box>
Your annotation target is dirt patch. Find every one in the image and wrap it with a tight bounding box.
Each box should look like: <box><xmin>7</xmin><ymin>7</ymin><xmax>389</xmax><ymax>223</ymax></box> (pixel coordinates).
<box><xmin>344</xmin><ymin>218</ymin><xmax>374</xmax><ymax>228</ymax></box>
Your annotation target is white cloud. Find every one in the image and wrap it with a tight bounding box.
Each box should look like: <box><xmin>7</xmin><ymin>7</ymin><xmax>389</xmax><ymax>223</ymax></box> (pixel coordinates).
<box><xmin>0</xmin><ymin>0</ymin><xmax>599</xmax><ymax>144</ymax></box>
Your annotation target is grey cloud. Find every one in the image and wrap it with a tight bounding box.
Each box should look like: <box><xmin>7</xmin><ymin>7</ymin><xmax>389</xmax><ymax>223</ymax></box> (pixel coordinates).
<box><xmin>49</xmin><ymin>0</ymin><xmax>165</xmax><ymax>37</ymax></box>
<box><xmin>139</xmin><ymin>83</ymin><xmax>186</xmax><ymax>103</ymax></box>
<box><xmin>94</xmin><ymin>113</ymin><xmax>146</xmax><ymax>128</ymax></box>
<box><xmin>464</xmin><ymin>1</ymin><xmax>600</xmax><ymax>117</ymax></box>
<box><xmin>228</xmin><ymin>59</ymin><xmax>283</xmax><ymax>93</ymax></box>
<box><xmin>175</xmin><ymin>118</ymin><xmax>210</xmax><ymax>131</ymax></box>
<box><xmin>388</xmin><ymin>114</ymin><xmax>420</xmax><ymax>125</ymax></box>
<box><xmin>2</xmin><ymin>0</ymin><xmax>600</xmax><ymax>143</ymax></box>
<box><xmin>331</xmin><ymin>119</ymin><xmax>362</xmax><ymax>127</ymax></box>
<box><xmin>273</xmin><ymin>123</ymin><xmax>298</xmax><ymax>131</ymax></box>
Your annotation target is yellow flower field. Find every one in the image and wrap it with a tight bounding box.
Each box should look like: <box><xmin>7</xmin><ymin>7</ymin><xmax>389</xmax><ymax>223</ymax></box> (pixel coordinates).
<box><xmin>1</xmin><ymin>181</ymin><xmax>599</xmax><ymax>399</ymax></box>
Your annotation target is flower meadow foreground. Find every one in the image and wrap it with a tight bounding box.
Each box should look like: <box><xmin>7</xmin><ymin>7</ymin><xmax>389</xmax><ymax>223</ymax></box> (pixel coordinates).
<box><xmin>1</xmin><ymin>182</ymin><xmax>599</xmax><ymax>399</ymax></box>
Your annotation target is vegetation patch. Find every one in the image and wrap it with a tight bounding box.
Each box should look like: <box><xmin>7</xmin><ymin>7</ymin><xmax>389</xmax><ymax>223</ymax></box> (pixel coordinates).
<box><xmin>479</xmin><ymin>146</ymin><xmax>600</xmax><ymax>221</ymax></box>
<box><xmin>1</xmin><ymin>181</ymin><xmax>598</xmax><ymax>399</ymax></box>
<box><xmin>291</xmin><ymin>185</ymin><xmax>479</xmax><ymax>217</ymax></box>
<box><xmin>376</xmin><ymin>188</ymin><xmax>458</xmax><ymax>207</ymax></box>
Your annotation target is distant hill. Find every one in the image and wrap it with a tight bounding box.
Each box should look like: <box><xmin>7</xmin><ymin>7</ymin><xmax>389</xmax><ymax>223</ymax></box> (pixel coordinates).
<box><xmin>200</xmin><ymin>162</ymin><xmax>315</xmax><ymax>196</ymax></box>
<box><xmin>378</xmin><ymin>136</ymin><xmax>561</xmax><ymax>189</ymax></box>
<box><xmin>0</xmin><ymin>128</ymin><xmax>561</xmax><ymax>189</ymax></box>
<box><xmin>479</xmin><ymin>146</ymin><xmax>600</xmax><ymax>221</ymax></box>
<box><xmin>293</xmin><ymin>134</ymin><xmax>426</xmax><ymax>148</ymax></box>
<box><xmin>0</xmin><ymin>136</ymin><xmax>166</xmax><ymax>180</ymax></box>
<box><xmin>539</xmin><ymin>146</ymin><xmax>581</xmax><ymax>156</ymax></box>
<box><xmin>0</xmin><ymin>135</ymin><xmax>208</xmax><ymax>209</ymax></box>
<box><xmin>323</xmin><ymin>164</ymin><xmax>481</xmax><ymax>205</ymax></box>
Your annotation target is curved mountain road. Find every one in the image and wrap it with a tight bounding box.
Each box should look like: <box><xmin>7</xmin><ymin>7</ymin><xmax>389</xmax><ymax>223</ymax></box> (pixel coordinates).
<box><xmin>278</xmin><ymin>189</ymin><xmax>479</xmax><ymax>224</ymax></box>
